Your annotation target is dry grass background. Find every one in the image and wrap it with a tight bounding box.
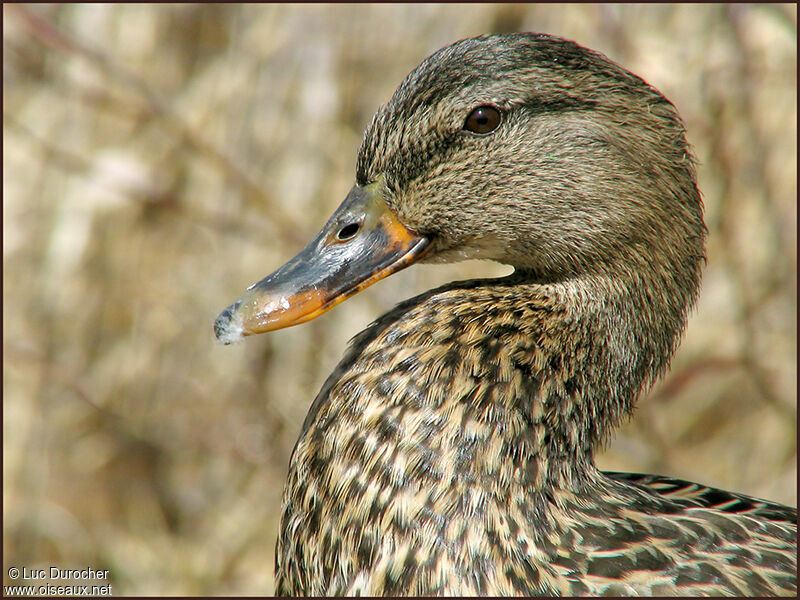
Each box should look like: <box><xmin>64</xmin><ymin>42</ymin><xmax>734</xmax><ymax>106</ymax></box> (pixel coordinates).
<box><xmin>3</xmin><ymin>3</ymin><xmax>796</xmax><ymax>595</ymax></box>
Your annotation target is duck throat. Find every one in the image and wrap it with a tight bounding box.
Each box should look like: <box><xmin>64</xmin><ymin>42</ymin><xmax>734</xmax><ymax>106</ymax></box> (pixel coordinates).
<box><xmin>319</xmin><ymin>268</ymin><xmax>693</xmax><ymax>491</ymax></box>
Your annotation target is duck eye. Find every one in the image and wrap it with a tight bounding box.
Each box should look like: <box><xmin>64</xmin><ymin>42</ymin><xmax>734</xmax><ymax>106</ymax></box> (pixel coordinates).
<box><xmin>337</xmin><ymin>222</ymin><xmax>361</xmax><ymax>241</ymax></box>
<box><xmin>463</xmin><ymin>105</ymin><xmax>502</xmax><ymax>135</ymax></box>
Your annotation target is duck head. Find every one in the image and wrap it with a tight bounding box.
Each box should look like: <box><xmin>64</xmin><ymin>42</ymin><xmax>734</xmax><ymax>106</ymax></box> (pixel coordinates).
<box><xmin>215</xmin><ymin>33</ymin><xmax>705</xmax><ymax>346</ymax></box>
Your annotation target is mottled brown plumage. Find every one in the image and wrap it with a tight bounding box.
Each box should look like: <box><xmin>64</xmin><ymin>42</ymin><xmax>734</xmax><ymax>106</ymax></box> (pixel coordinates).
<box><xmin>215</xmin><ymin>33</ymin><xmax>797</xmax><ymax>595</ymax></box>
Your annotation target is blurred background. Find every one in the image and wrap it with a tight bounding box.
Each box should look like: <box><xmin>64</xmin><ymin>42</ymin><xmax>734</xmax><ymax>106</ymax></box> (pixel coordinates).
<box><xmin>3</xmin><ymin>3</ymin><xmax>796</xmax><ymax>595</ymax></box>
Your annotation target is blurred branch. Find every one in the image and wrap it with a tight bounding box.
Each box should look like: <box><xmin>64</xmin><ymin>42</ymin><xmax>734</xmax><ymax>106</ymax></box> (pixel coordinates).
<box><xmin>727</xmin><ymin>4</ymin><xmax>796</xmax><ymax>268</ymax></box>
<box><xmin>3</xmin><ymin>342</ymin><xmax>265</xmax><ymax>467</ymax></box>
<box><xmin>4</xmin><ymin>110</ymin><xmax>280</xmax><ymax>242</ymax></box>
<box><xmin>698</xmin><ymin>6</ymin><xmax>796</xmax><ymax>423</ymax></box>
<box><xmin>4</xmin><ymin>342</ymin><xmax>144</xmax><ymax>443</ymax></box>
<box><xmin>6</xmin><ymin>4</ymin><xmax>305</xmax><ymax>246</ymax></box>
<box><xmin>4</xmin><ymin>112</ymin><xmax>91</xmax><ymax>173</ymax></box>
<box><xmin>649</xmin><ymin>357</ymin><xmax>740</xmax><ymax>404</ymax></box>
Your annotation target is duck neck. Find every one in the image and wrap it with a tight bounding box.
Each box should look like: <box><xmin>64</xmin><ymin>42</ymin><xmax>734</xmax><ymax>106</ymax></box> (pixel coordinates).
<box><xmin>362</xmin><ymin>266</ymin><xmax>691</xmax><ymax>493</ymax></box>
<box><xmin>493</xmin><ymin>266</ymin><xmax>690</xmax><ymax>488</ymax></box>
<box><xmin>309</xmin><ymin>265</ymin><xmax>693</xmax><ymax>500</ymax></box>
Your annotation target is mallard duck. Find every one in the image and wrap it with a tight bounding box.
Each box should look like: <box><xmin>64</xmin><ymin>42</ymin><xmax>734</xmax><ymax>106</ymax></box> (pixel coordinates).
<box><xmin>214</xmin><ymin>33</ymin><xmax>797</xmax><ymax>596</ymax></box>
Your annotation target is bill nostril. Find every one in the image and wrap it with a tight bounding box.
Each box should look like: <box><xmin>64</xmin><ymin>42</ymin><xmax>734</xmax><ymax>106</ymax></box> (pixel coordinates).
<box><xmin>337</xmin><ymin>222</ymin><xmax>361</xmax><ymax>241</ymax></box>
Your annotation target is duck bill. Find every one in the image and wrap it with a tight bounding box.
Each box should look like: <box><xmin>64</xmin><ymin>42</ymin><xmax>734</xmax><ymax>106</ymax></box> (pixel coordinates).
<box><xmin>214</xmin><ymin>184</ymin><xmax>430</xmax><ymax>343</ymax></box>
